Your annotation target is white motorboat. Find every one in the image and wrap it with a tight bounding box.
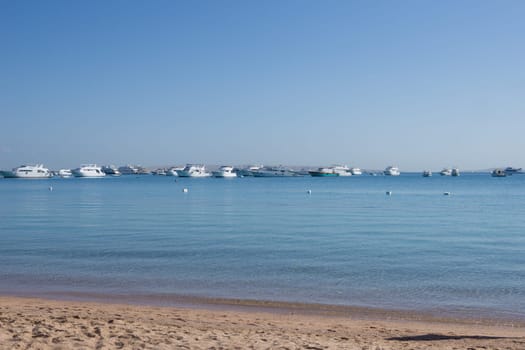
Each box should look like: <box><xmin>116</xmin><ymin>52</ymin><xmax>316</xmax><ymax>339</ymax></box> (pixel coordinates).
<box><xmin>309</xmin><ymin>165</ymin><xmax>351</xmax><ymax>177</ymax></box>
<box><xmin>101</xmin><ymin>165</ymin><xmax>121</xmax><ymax>176</ymax></box>
<box><xmin>152</xmin><ymin>168</ymin><xmax>167</xmax><ymax>176</ymax></box>
<box><xmin>383</xmin><ymin>166</ymin><xmax>400</xmax><ymax>176</ymax></box>
<box><xmin>176</xmin><ymin>164</ymin><xmax>211</xmax><ymax>177</ymax></box>
<box><xmin>440</xmin><ymin>168</ymin><xmax>452</xmax><ymax>176</ymax></box>
<box><xmin>72</xmin><ymin>164</ymin><xmax>106</xmax><ymax>177</ymax></box>
<box><xmin>166</xmin><ymin>167</ymin><xmax>183</xmax><ymax>176</ymax></box>
<box><xmin>422</xmin><ymin>170</ymin><xmax>432</xmax><ymax>177</ymax></box>
<box><xmin>236</xmin><ymin>165</ymin><xmax>263</xmax><ymax>177</ymax></box>
<box><xmin>58</xmin><ymin>169</ymin><xmax>73</xmax><ymax>178</ymax></box>
<box><xmin>118</xmin><ymin>165</ymin><xmax>149</xmax><ymax>175</ymax></box>
<box><xmin>332</xmin><ymin>165</ymin><xmax>352</xmax><ymax>176</ymax></box>
<box><xmin>252</xmin><ymin>166</ymin><xmax>301</xmax><ymax>177</ymax></box>
<box><xmin>451</xmin><ymin>168</ymin><xmax>460</xmax><ymax>177</ymax></box>
<box><xmin>118</xmin><ymin>165</ymin><xmax>139</xmax><ymax>175</ymax></box>
<box><xmin>309</xmin><ymin>167</ymin><xmax>338</xmax><ymax>177</ymax></box>
<box><xmin>212</xmin><ymin>166</ymin><xmax>237</xmax><ymax>178</ymax></box>
<box><xmin>0</xmin><ymin>164</ymin><xmax>52</xmax><ymax>178</ymax></box>
<box><xmin>350</xmin><ymin>168</ymin><xmax>362</xmax><ymax>175</ymax></box>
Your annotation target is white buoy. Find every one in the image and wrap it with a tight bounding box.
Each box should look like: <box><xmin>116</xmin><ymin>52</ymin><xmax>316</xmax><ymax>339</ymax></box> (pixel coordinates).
<box><xmin>48</xmin><ymin>186</ymin><xmax>53</xmax><ymax>191</ymax></box>
<box><xmin>386</xmin><ymin>191</ymin><xmax>392</xmax><ymax>196</ymax></box>
<box><xmin>443</xmin><ymin>192</ymin><xmax>451</xmax><ymax>196</ymax></box>
<box><xmin>182</xmin><ymin>188</ymin><xmax>188</xmax><ymax>193</ymax></box>
<box><xmin>307</xmin><ymin>190</ymin><xmax>312</xmax><ymax>194</ymax></box>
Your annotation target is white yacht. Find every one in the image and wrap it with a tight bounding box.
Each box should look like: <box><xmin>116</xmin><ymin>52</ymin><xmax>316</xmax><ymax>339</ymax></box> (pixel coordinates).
<box><xmin>384</xmin><ymin>166</ymin><xmax>400</xmax><ymax>176</ymax></box>
<box><xmin>118</xmin><ymin>165</ymin><xmax>150</xmax><ymax>175</ymax></box>
<box><xmin>350</xmin><ymin>167</ymin><xmax>362</xmax><ymax>175</ymax></box>
<box><xmin>176</xmin><ymin>164</ymin><xmax>211</xmax><ymax>177</ymax></box>
<box><xmin>166</xmin><ymin>167</ymin><xmax>183</xmax><ymax>176</ymax></box>
<box><xmin>252</xmin><ymin>166</ymin><xmax>300</xmax><ymax>177</ymax></box>
<box><xmin>451</xmin><ymin>168</ymin><xmax>460</xmax><ymax>177</ymax></box>
<box><xmin>101</xmin><ymin>165</ymin><xmax>121</xmax><ymax>176</ymax></box>
<box><xmin>212</xmin><ymin>166</ymin><xmax>237</xmax><ymax>178</ymax></box>
<box><xmin>309</xmin><ymin>167</ymin><xmax>338</xmax><ymax>177</ymax></box>
<box><xmin>332</xmin><ymin>165</ymin><xmax>352</xmax><ymax>176</ymax></box>
<box><xmin>118</xmin><ymin>165</ymin><xmax>138</xmax><ymax>175</ymax></box>
<box><xmin>58</xmin><ymin>169</ymin><xmax>73</xmax><ymax>178</ymax></box>
<box><xmin>152</xmin><ymin>168</ymin><xmax>167</xmax><ymax>176</ymax></box>
<box><xmin>422</xmin><ymin>170</ymin><xmax>432</xmax><ymax>177</ymax></box>
<box><xmin>0</xmin><ymin>164</ymin><xmax>52</xmax><ymax>178</ymax></box>
<box><xmin>440</xmin><ymin>168</ymin><xmax>452</xmax><ymax>176</ymax></box>
<box><xmin>72</xmin><ymin>164</ymin><xmax>106</xmax><ymax>178</ymax></box>
<box><xmin>236</xmin><ymin>165</ymin><xmax>263</xmax><ymax>177</ymax></box>
<box><xmin>309</xmin><ymin>165</ymin><xmax>351</xmax><ymax>177</ymax></box>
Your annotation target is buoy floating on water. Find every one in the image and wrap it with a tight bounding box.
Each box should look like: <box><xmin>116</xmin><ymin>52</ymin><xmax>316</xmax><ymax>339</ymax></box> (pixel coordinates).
<box><xmin>182</xmin><ymin>188</ymin><xmax>188</xmax><ymax>193</ymax></box>
<box><xmin>48</xmin><ymin>186</ymin><xmax>53</xmax><ymax>191</ymax></box>
<box><xmin>443</xmin><ymin>192</ymin><xmax>451</xmax><ymax>196</ymax></box>
<box><xmin>386</xmin><ymin>191</ymin><xmax>392</xmax><ymax>196</ymax></box>
<box><xmin>307</xmin><ymin>190</ymin><xmax>312</xmax><ymax>194</ymax></box>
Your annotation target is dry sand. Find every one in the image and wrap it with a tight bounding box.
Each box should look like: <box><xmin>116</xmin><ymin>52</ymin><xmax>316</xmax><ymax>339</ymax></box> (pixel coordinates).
<box><xmin>0</xmin><ymin>296</ymin><xmax>524</xmax><ymax>349</ymax></box>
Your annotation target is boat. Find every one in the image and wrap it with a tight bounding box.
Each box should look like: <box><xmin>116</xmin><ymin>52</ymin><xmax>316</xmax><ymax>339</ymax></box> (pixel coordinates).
<box><xmin>237</xmin><ymin>165</ymin><xmax>263</xmax><ymax>177</ymax></box>
<box><xmin>0</xmin><ymin>164</ymin><xmax>53</xmax><ymax>178</ymax></box>
<box><xmin>440</xmin><ymin>168</ymin><xmax>452</xmax><ymax>176</ymax></box>
<box><xmin>136</xmin><ymin>166</ymin><xmax>151</xmax><ymax>175</ymax></box>
<box><xmin>212</xmin><ymin>166</ymin><xmax>237</xmax><ymax>178</ymax></box>
<box><xmin>309</xmin><ymin>167</ymin><xmax>339</xmax><ymax>177</ymax></box>
<box><xmin>350</xmin><ymin>168</ymin><xmax>362</xmax><ymax>175</ymax></box>
<box><xmin>101</xmin><ymin>165</ymin><xmax>121</xmax><ymax>176</ymax></box>
<box><xmin>72</xmin><ymin>164</ymin><xmax>106</xmax><ymax>177</ymax></box>
<box><xmin>166</xmin><ymin>167</ymin><xmax>183</xmax><ymax>176</ymax></box>
<box><xmin>252</xmin><ymin>166</ymin><xmax>301</xmax><ymax>177</ymax></box>
<box><xmin>58</xmin><ymin>169</ymin><xmax>73</xmax><ymax>178</ymax></box>
<box><xmin>309</xmin><ymin>165</ymin><xmax>351</xmax><ymax>177</ymax></box>
<box><xmin>332</xmin><ymin>165</ymin><xmax>352</xmax><ymax>176</ymax></box>
<box><xmin>492</xmin><ymin>169</ymin><xmax>507</xmax><ymax>177</ymax></box>
<box><xmin>295</xmin><ymin>168</ymin><xmax>311</xmax><ymax>176</ymax></box>
<box><xmin>118</xmin><ymin>165</ymin><xmax>139</xmax><ymax>175</ymax></box>
<box><xmin>451</xmin><ymin>168</ymin><xmax>460</xmax><ymax>177</ymax></box>
<box><xmin>422</xmin><ymin>170</ymin><xmax>432</xmax><ymax>177</ymax></box>
<box><xmin>176</xmin><ymin>164</ymin><xmax>211</xmax><ymax>177</ymax></box>
<box><xmin>152</xmin><ymin>168</ymin><xmax>167</xmax><ymax>176</ymax></box>
<box><xmin>383</xmin><ymin>166</ymin><xmax>400</xmax><ymax>176</ymax></box>
<box><xmin>504</xmin><ymin>167</ymin><xmax>522</xmax><ymax>175</ymax></box>
<box><xmin>118</xmin><ymin>165</ymin><xmax>149</xmax><ymax>175</ymax></box>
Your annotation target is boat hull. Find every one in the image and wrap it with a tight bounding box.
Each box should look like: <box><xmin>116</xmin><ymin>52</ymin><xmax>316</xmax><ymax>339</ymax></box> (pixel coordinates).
<box><xmin>212</xmin><ymin>172</ymin><xmax>237</xmax><ymax>178</ymax></box>
<box><xmin>72</xmin><ymin>172</ymin><xmax>106</xmax><ymax>178</ymax></box>
<box><xmin>177</xmin><ymin>171</ymin><xmax>211</xmax><ymax>178</ymax></box>
<box><xmin>252</xmin><ymin>171</ymin><xmax>300</xmax><ymax>177</ymax></box>
<box><xmin>0</xmin><ymin>170</ymin><xmax>52</xmax><ymax>179</ymax></box>
<box><xmin>309</xmin><ymin>172</ymin><xmax>338</xmax><ymax>177</ymax></box>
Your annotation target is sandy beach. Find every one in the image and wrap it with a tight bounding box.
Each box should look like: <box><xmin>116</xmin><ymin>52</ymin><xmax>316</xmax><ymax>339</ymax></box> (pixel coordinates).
<box><xmin>0</xmin><ymin>296</ymin><xmax>523</xmax><ymax>349</ymax></box>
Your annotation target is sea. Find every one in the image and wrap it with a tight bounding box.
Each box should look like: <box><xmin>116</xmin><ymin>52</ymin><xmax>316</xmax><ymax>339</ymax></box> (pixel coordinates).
<box><xmin>1</xmin><ymin>173</ymin><xmax>524</xmax><ymax>321</ymax></box>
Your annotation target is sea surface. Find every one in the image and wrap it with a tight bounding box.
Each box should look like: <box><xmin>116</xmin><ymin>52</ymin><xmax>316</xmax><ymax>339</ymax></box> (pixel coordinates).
<box><xmin>1</xmin><ymin>173</ymin><xmax>524</xmax><ymax>320</ymax></box>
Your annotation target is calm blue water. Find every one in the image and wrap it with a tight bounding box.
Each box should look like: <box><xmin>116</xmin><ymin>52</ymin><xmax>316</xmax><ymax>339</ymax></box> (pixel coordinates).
<box><xmin>1</xmin><ymin>174</ymin><xmax>524</xmax><ymax>319</ymax></box>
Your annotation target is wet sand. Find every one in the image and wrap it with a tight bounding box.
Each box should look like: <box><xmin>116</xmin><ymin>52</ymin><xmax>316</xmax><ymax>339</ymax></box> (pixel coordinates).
<box><xmin>0</xmin><ymin>296</ymin><xmax>524</xmax><ymax>349</ymax></box>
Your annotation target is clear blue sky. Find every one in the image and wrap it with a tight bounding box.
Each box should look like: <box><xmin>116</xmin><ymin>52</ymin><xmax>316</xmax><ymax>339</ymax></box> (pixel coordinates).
<box><xmin>1</xmin><ymin>0</ymin><xmax>524</xmax><ymax>170</ymax></box>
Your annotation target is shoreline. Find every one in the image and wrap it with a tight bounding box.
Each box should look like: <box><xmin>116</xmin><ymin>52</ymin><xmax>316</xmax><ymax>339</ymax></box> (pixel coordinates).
<box><xmin>1</xmin><ymin>295</ymin><xmax>524</xmax><ymax>350</ymax></box>
<box><xmin>3</xmin><ymin>291</ymin><xmax>525</xmax><ymax>327</ymax></box>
